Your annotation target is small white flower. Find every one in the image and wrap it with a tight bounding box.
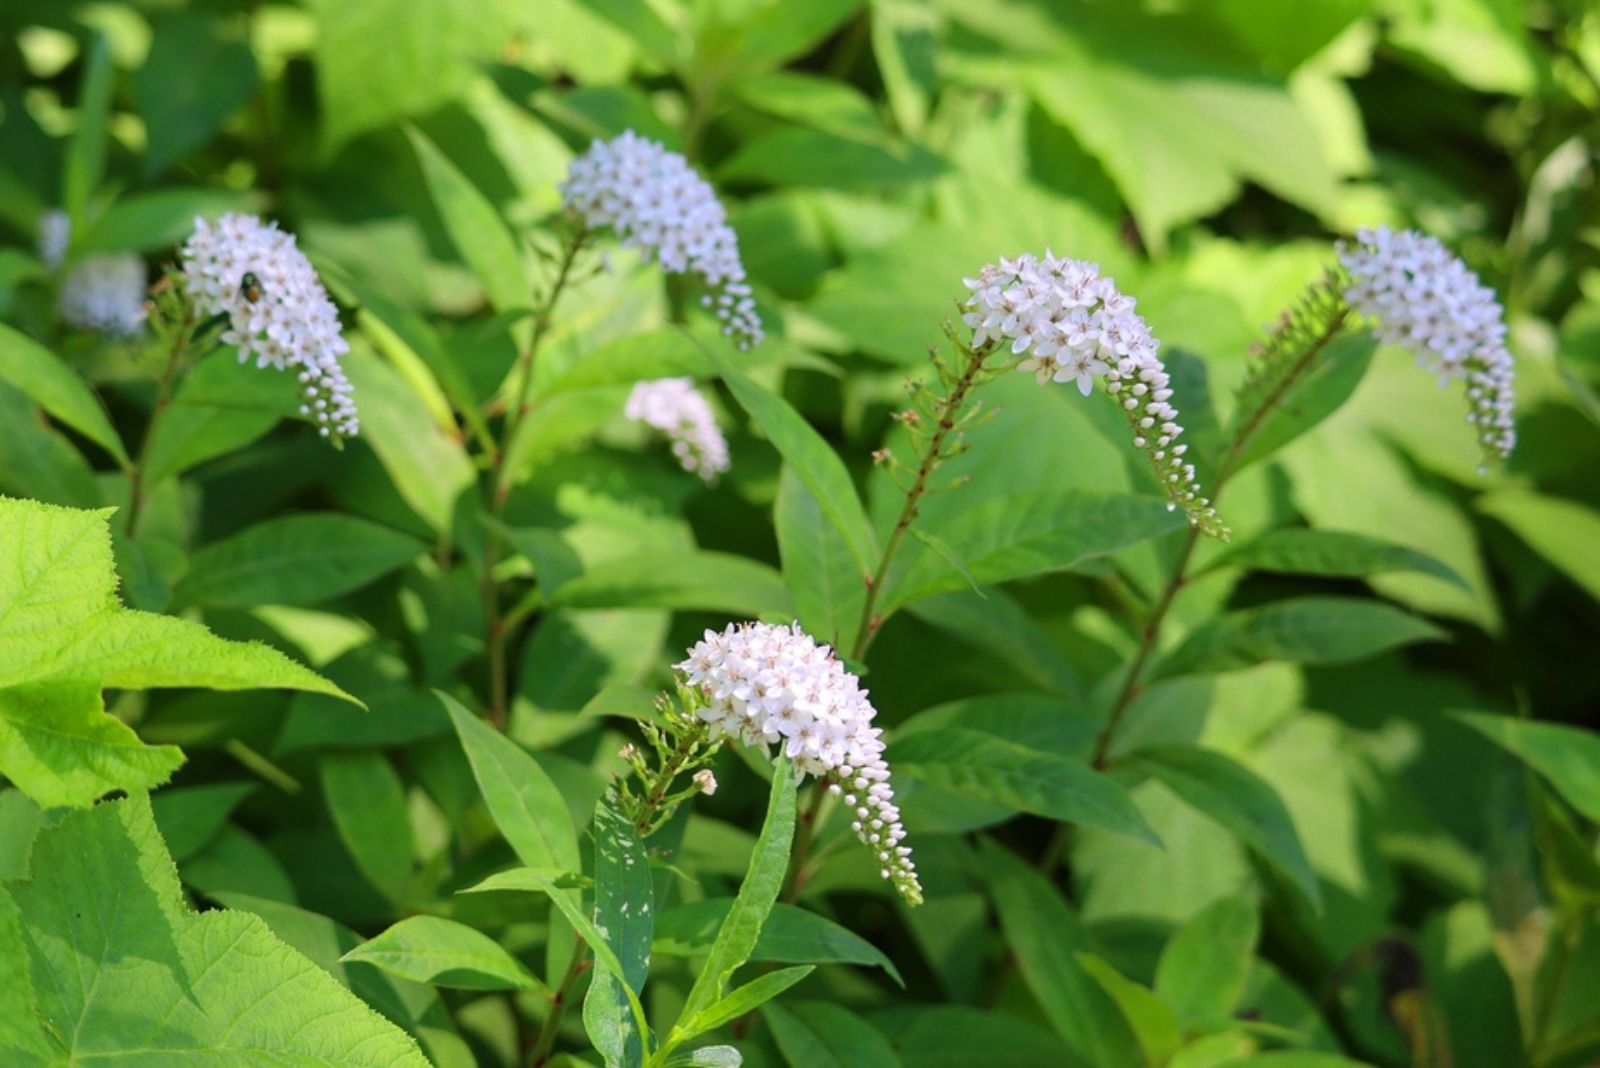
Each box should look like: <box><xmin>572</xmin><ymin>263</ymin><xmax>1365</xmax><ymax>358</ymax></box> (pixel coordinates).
<box><xmin>676</xmin><ymin>621</ymin><xmax>923</xmax><ymax>905</ymax></box>
<box><xmin>180</xmin><ymin>213</ymin><xmax>359</xmax><ymax>443</ymax></box>
<box><xmin>1338</xmin><ymin>226</ymin><xmax>1515</xmax><ymax>464</ymax></box>
<box><xmin>625</xmin><ymin>377</ymin><xmax>731</xmax><ymax>482</ymax></box>
<box><xmin>693</xmin><ymin>769</ymin><xmax>717</xmax><ymax>796</ymax></box>
<box><xmin>38</xmin><ymin>209</ymin><xmax>70</xmax><ymax>270</ymax></box>
<box><xmin>59</xmin><ymin>253</ymin><xmax>147</xmax><ymax>337</ymax></box>
<box><xmin>964</xmin><ymin>251</ymin><xmax>1225</xmax><ymax>537</ymax></box>
<box><xmin>562</xmin><ymin>131</ymin><xmax>763</xmax><ymax>349</ymax></box>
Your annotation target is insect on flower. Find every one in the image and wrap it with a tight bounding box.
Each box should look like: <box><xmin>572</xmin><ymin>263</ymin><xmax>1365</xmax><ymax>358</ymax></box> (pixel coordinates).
<box><xmin>238</xmin><ymin>271</ymin><xmax>263</xmax><ymax>304</ymax></box>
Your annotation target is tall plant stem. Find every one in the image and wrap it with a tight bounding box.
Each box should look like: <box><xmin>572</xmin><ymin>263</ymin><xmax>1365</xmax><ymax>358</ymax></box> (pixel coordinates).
<box><xmin>850</xmin><ymin>342</ymin><xmax>993</xmax><ymax>661</ymax></box>
<box><xmin>125</xmin><ymin>315</ymin><xmax>195</xmax><ymax>537</ymax></box>
<box><xmin>483</xmin><ymin>230</ymin><xmax>587</xmax><ymax>729</ymax></box>
<box><xmin>527</xmin><ymin>940</ymin><xmax>591</xmax><ymax>1068</ymax></box>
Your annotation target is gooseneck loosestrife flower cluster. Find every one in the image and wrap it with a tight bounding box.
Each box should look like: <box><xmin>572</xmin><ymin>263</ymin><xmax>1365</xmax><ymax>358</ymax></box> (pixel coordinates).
<box><xmin>625</xmin><ymin>377</ymin><xmax>731</xmax><ymax>482</ymax></box>
<box><xmin>40</xmin><ymin>209</ymin><xmax>148</xmax><ymax>337</ymax></box>
<box><xmin>561</xmin><ymin>131</ymin><xmax>763</xmax><ymax>349</ymax></box>
<box><xmin>181</xmin><ymin>213</ymin><xmax>359</xmax><ymax>443</ymax></box>
<box><xmin>1338</xmin><ymin>226</ymin><xmax>1516</xmax><ymax>465</ymax></box>
<box><xmin>676</xmin><ymin>622</ymin><xmax>923</xmax><ymax>906</ymax></box>
<box><xmin>963</xmin><ymin>252</ymin><xmax>1226</xmax><ymax>537</ymax></box>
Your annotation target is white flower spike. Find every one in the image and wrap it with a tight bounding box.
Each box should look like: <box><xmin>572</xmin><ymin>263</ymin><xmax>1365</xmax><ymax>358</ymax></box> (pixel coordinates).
<box><xmin>625</xmin><ymin>377</ymin><xmax>731</xmax><ymax>482</ymax></box>
<box><xmin>676</xmin><ymin>622</ymin><xmax>923</xmax><ymax>905</ymax></box>
<box><xmin>38</xmin><ymin>209</ymin><xmax>70</xmax><ymax>270</ymax></box>
<box><xmin>59</xmin><ymin>253</ymin><xmax>147</xmax><ymax>337</ymax></box>
<box><xmin>963</xmin><ymin>251</ymin><xmax>1224</xmax><ymax>537</ymax></box>
<box><xmin>1338</xmin><ymin>226</ymin><xmax>1515</xmax><ymax>465</ymax></box>
<box><xmin>562</xmin><ymin>131</ymin><xmax>763</xmax><ymax>349</ymax></box>
<box><xmin>181</xmin><ymin>213</ymin><xmax>359</xmax><ymax>443</ymax></box>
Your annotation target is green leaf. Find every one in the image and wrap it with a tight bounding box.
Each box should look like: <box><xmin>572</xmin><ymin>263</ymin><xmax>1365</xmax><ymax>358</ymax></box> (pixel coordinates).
<box><xmin>663</xmin><ymin>1046</ymin><xmax>742</xmax><ymax>1067</ymax></box>
<box><xmin>871</xmin><ymin>1005</ymin><xmax>1074</xmax><ymax>1066</ymax></box>
<box><xmin>720</xmin><ymin>128</ymin><xmax>944</xmax><ymax>191</ymax></box>
<box><xmin>1477</xmin><ymin>491</ymin><xmax>1600</xmax><ymax>604</ymax></box>
<box><xmin>3</xmin><ymin>794</ymin><xmax>428</xmax><ymax>1064</ymax></box>
<box><xmin>887</xmin><ymin>491</ymin><xmax>1186</xmax><ymax>609</ymax></box>
<box><xmin>137</xmin><ymin>13</ymin><xmax>257</xmax><ymax>175</ymax></box>
<box><xmin>408</xmin><ymin>125</ymin><xmax>531</xmax><ymax>315</ymax></box>
<box><xmin>0</xmin><ymin>381</ymin><xmax>99</xmax><ymax>507</ymax></box>
<box><xmin>1075</xmin><ymin>954</ymin><xmax>1181</xmax><ymax>1066</ymax></box>
<box><xmin>551</xmin><ymin>550</ymin><xmax>792</xmax><ymax>616</ymax></box>
<box><xmin>682</xmin><ymin>966</ymin><xmax>815</xmax><ymax>1036</ymax></box>
<box><xmin>707</xmin><ymin>351</ymin><xmax>878</xmax><ymax>572</ymax></box>
<box><xmin>675</xmin><ymin>757</ymin><xmax>797</xmax><ymax>1033</ymax></box>
<box><xmin>775</xmin><ymin>465</ymin><xmax>867</xmax><ymax>652</ymax></box>
<box><xmin>80</xmin><ymin>188</ymin><xmax>260</xmax><ymax>253</ymax></box>
<box><xmin>321</xmin><ymin>750</ymin><xmax>414</xmax><ymax>902</ymax></box>
<box><xmin>652</xmin><ymin>899</ymin><xmax>902</xmax><ymax>983</ymax></box>
<box><xmin>0</xmin><ymin>322</ymin><xmax>129</xmax><ymax>467</ymax></box>
<box><xmin>1229</xmin><ymin>335</ymin><xmax>1376</xmax><ymax>471</ymax></box>
<box><xmin>765</xmin><ymin>1001</ymin><xmax>903</xmax><ymax>1068</ymax></box>
<box><xmin>0</xmin><ymin>498</ymin><xmax>352</xmax><ymax>808</ymax></box>
<box><xmin>978</xmin><ymin>839</ymin><xmax>1142</xmax><ymax>1065</ymax></box>
<box><xmin>1159</xmin><ymin>596</ymin><xmax>1445</xmax><ymax>677</ymax></box>
<box><xmin>1207</xmin><ymin>527</ymin><xmax>1467</xmax><ymax>590</ymax></box>
<box><xmin>1129</xmin><ymin>746</ymin><xmax>1320</xmax><ymax>908</ymax></box>
<box><xmin>150</xmin><ymin>782</ymin><xmax>255</xmax><ymax>861</ymax></box>
<box><xmin>176</xmin><ymin>513</ymin><xmax>424</xmax><ymax>609</ymax></box>
<box><xmin>730</xmin><ymin>74</ymin><xmax>883</xmax><ymax>142</ymax></box>
<box><xmin>585</xmin><ymin>795</ymin><xmax>654</xmax><ymax>1066</ymax></box>
<box><xmin>1456</xmin><ymin>712</ymin><xmax>1600</xmax><ymax>824</ymax></box>
<box><xmin>439</xmin><ymin>691</ymin><xmax>581</xmax><ymax>872</ymax></box>
<box><xmin>570</xmin><ymin>0</ymin><xmax>682</xmax><ymax>68</ymax></box>
<box><xmin>62</xmin><ymin>33</ymin><xmax>114</xmax><ymax>220</ymax></box>
<box><xmin>891</xmin><ymin>728</ymin><xmax>1155</xmax><ymax>843</ymax></box>
<box><xmin>342</xmin><ymin>915</ymin><xmax>545</xmax><ymax>991</ymax></box>
<box><xmin>1154</xmin><ymin>896</ymin><xmax>1259</xmax><ymax>1033</ymax></box>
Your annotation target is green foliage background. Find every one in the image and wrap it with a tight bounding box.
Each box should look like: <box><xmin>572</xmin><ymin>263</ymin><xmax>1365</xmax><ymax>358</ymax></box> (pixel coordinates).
<box><xmin>2</xmin><ymin>0</ymin><xmax>1600</xmax><ymax>1066</ymax></box>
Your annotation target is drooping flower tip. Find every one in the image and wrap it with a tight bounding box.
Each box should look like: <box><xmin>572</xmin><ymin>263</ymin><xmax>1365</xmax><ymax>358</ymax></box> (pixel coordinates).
<box><xmin>1338</xmin><ymin>225</ymin><xmax>1515</xmax><ymax>464</ymax></box>
<box><xmin>675</xmin><ymin>621</ymin><xmax>923</xmax><ymax>905</ymax></box>
<box><xmin>561</xmin><ymin>131</ymin><xmax>763</xmax><ymax>349</ymax></box>
<box><xmin>38</xmin><ymin>209</ymin><xmax>71</xmax><ymax>270</ymax></box>
<box><xmin>625</xmin><ymin>377</ymin><xmax>730</xmax><ymax>483</ymax></box>
<box><xmin>59</xmin><ymin>253</ymin><xmax>148</xmax><ymax>338</ymax></box>
<box><xmin>963</xmin><ymin>252</ymin><xmax>1225</xmax><ymax>537</ymax></box>
<box><xmin>180</xmin><ymin>213</ymin><xmax>359</xmax><ymax>443</ymax></box>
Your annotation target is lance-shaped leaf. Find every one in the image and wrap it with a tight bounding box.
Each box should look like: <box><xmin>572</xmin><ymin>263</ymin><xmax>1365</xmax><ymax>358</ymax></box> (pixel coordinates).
<box><xmin>1158</xmin><ymin>596</ymin><xmax>1444</xmax><ymax>678</ymax></box>
<box><xmin>0</xmin><ymin>323</ymin><xmax>129</xmax><ymax>467</ymax></box>
<box><xmin>342</xmin><ymin>915</ymin><xmax>545</xmax><ymax>991</ymax></box>
<box><xmin>585</xmin><ymin>795</ymin><xmax>655</xmax><ymax>1067</ymax></box>
<box><xmin>1205</xmin><ymin>528</ymin><xmax>1467</xmax><ymax>590</ymax></box>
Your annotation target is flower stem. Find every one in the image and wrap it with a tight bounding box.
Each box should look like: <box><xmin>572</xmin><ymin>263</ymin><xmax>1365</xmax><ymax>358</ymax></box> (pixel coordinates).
<box><xmin>482</xmin><ymin>229</ymin><xmax>587</xmax><ymax>729</ymax></box>
<box><xmin>781</xmin><ymin>785</ymin><xmax>829</xmax><ymax>903</ymax></box>
<box><xmin>125</xmin><ymin>313</ymin><xmax>195</xmax><ymax>537</ymax></box>
<box><xmin>527</xmin><ymin>939</ymin><xmax>591</xmax><ymax>1068</ymax></box>
<box><xmin>850</xmin><ymin>341</ymin><xmax>993</xmax><ymax>660</ymax></box>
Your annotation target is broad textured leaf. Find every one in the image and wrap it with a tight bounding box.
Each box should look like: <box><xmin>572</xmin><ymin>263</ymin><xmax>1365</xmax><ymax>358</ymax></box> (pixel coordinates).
<box><xmin>407</xmin><ymin>126</ymin><xmax>531</xmax><ymax>315</ymax></box>
<box><xmin>676</xmin><ymin>757</ymin><xmax>797</xmax><ymax>1030</ymax></box>
<box><xmin>707</xmin><ymin>351</ymin><xmax>878</xmax><ymax>571</ymax></box>
<box><xmin>440</xmin><ymin>691</ymin><xmax>580</xmax><ymax>872</ymax></box>
<box><xmin>584</xmin><ymin>795</ymin><xmax>654</xmax><ymax>1067</ymax></box>
<box><xmin>978</xmin><ymin>840</ymin><xmax>1142</xmax><ymax>1065</ymax></box>
<box><xmin>890</xmin><ymin>728</ymin><xmax>1154</xmax><ymax>843</ymax></box>
<box><xmin>176</xmin><ymin>513</ymin><xmax>424</xmax><ymax>609</ymax></box>
<box><xmin>551</xmin><ymin>550</ymin><xmax>792</xmax><ymax>616</ymax></box>
<box><xmin>343</xmin><ymin>915</ymin><xmax>544</xmax><ymax>990</ymax></box>
<box><xmin>652</xmin><ymin>899</ymin><xmax>902</xmax><ymax>983</ymax></box>
<box><xmin>1129</xmin><ymin>746</ymin><xmax>1320</xmax><ymax>907</ymax></box>
<box><xmin>1159</xmin><ymin>596</ymin><xmax>1444</xmax><ymax>677</ymax></box>
<box><xmin>1075</xmin><ymin>954</ymin><xmax>1181</xmax><ymax>1065</ymax></box>
<box><xmin>682</xmin><ymin>966</ymin><xmax>814</xmax><ymax>1036</ymax></box>
<box><xmin>1154</xmin><ymin>895</ymin><xmax>1259</xmax><ymax>1033</ymax></box>
<box><xmin>321</xmin><ymin>750</ymin><xmax>414</xmax><ymax>902</ymax></box>
<box><xmin>1</xmin><ymin>795</ymin><xmax>427</xmax><ymax>1065</ymax></box>
<box><xmin>1210</xmin><ymin>528</ymin><xmax>1467</xmax><ymax>590</ymax></box>
<box><xmin>765</xmin><ymin>1000</ymin><xmax>902</xmax><ymax>1068</ymax></box>
<box><xmin>0</xmin><ymin>498</ymin><xmax>350</xmax><ymax>807</ymax></box>
<box><xmin>887</xmin><ymin>491</ymin><xmax>1186</xmax><ymax>609</ymax></box>
<box><xmin>1477</xmin><ymin>491</ymin><xmax>1600</xmax><ymax>604</ymax></box>
<box><xmin>0</xmin><ymin>323</ymin><xmax>128</xmax><ymax>466</ymax></box>
<box><xmin>1457</xmin><ymin>712</ymin><xmax>1600</xmax><ymax>824</ymax></box>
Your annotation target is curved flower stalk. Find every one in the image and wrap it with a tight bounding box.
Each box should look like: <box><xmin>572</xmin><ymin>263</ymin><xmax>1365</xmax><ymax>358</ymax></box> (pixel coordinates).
<box><xmin>1338</xmin><ymin>226</ymin><xmax>1516</xmax><ymax>467</ymax></box>
<box><xmin>963</xmin><ymin>252</ymin><xmax>1227</xmax><ymax>538</ymax></box>
<box><xmin>59</xmin><ymin>253</ymin><xmax>147</xmax><ymax>337</ymax></box>
<box><xmin>561</xmin><ymin>131</ymin><xmax>763</xmax><ymax>349</ymax></box>
<box><xmin>625</xmin><ymin>377</ymin><xmax>730</xmax><ymax>482</ymax></box>
<box><xmin>181</xmin><ymin>213</ymin><xmax>359</xmax><ymax>443</ymax></box>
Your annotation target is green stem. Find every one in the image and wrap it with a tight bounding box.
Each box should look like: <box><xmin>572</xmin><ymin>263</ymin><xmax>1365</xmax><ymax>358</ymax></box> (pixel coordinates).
<box><xmin>125</xmin><ymin>314</ymin><xmax>194</xmax><ymax>538</ymax></box>
<box><xmin>527</xmin><ymin>940</ymin><xmax>591</xmax><ymax>1068</ymax></box>
<box><xmin>482</xmin><ymin>230</ymin><xmax>587</xmax><ymax>729</ymax></box>
<box><xmin>850</xmin><ymin>342</ymin><xmax>993</xmax><ymax>660</ymax></box>
<box><xmin>781</xmin><ymin>785</ymin><xmax>829</xmax><ymax>903</ymax></box>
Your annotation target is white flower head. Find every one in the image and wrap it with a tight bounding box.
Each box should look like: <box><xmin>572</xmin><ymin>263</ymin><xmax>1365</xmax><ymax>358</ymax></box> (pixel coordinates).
<box><xmin>38</xmin><ymin>209</ymin><xmax>70</xmax><ymax>270</ymax></box>
<box><xmin>693</xmin><ymin>768</ymin><xmax>717</xmax><ymax>796</ymax></box>
<box><xmin>59</xmin><ymin>253</ymin><xmax>147</xmax><ymax>337</ymax></box>
<box><xmin>675</xmin><ymin>622</ymin><xmax>923</xmax><ymax>905</ymax></box>
<box><xmin>180</xmin><ymin>213</ymin><xmax>358</xmax><ymax>443</ymax></box>
<box><xmin>963</xmin><ymin>251</ymin><xmax>1225</xmax><ymax>537</ymax></box>
<box><xmin>562</xmin><ymin>131</ymin><xmax>763</xmax><ymax>350</ymax></box>
<box><xmin>625</xmin><ymin>377</ymin><xmax>730</xmax><ymax>482</ymax></box>
<box><xmin>1338</xmin><ymin>226</ymin><xmax>1515</xmax><ymax>465</ymax></box>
